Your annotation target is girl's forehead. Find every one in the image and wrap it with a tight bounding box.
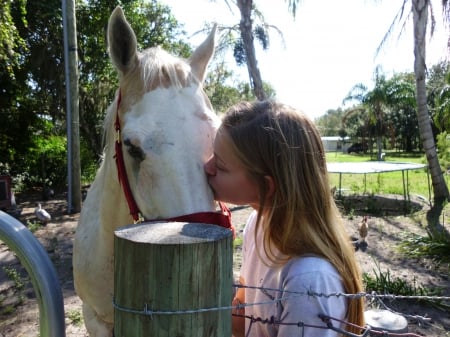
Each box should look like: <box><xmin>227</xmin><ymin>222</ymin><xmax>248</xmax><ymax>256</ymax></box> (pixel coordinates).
<box><xmin>214</xmin><ymin>128</ymin><xmax>231</xmax><ymax>148</ymax></box>
<box><xmin>214</xmin><ymin>129</ymin><xmax>242</xmax><ymax>165</ymax></box>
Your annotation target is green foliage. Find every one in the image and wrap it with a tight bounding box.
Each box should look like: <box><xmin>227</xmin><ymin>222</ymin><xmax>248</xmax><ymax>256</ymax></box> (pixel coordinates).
<box><xmin>436</xmin><ymin>131</ymin><xmax>450</xmax><ymax>171</ymax></box>
<box><xmin>342</xmin><ymin>69</ymin><xmax>419</xmax><ymax>155</ymax></box>
<box><xmin>0</xmin><ymin>0</ymin><xmax>27</xmax><ymax>78</ymax></box>
<box><xmin>254</xmin><ymin>25</ymin><xmax>269</xmax><ymax>50</ymax></box>
<box><xmin>363</xmin><ymin>270</ymin><xmax>426</xmax><ymax>296</ymax></box>
<box><xmin>429</xmin><ymin>61</ymin><xmax>450</xmax><ymax>132</ymax></box>
<box><xmin>27</xmin><ymin>220</ymin><xmax>43</xmax><ymax>233</ymax></box>
<box><xmin>66</xmin><ymin>308</ymin><xmax>84</xmax><ymax>326</ymax></box>
<box><xmin>0</xmin><ymin>0</ymin><xmax>195</xmax><ymax>190</ymax></box>
<box><xmin>205</xmin><ymin>60</ymin><xmax>275</xmax><ymax>115</ymax></box>
<box><xmin>80</xmin><ymin>137</ymin><xmax>100</xmax><ymax>185</ymax></box>
<box><xmin>434</xmin><ymin>84</ymin><xmax>450</xmax><ymax>132</ymax></box>
<box><xmin>363</xmin><ymin>262</ymin><xmax>430</xmax><ymax>297</ymax></box>
<box><xmin>363</xmin><ymin>259</ymin><xmax>450</xmax><ymax>310</ymax></box>
<box><xmin>205</xmin><ymin>62</ymin><xmax>247</xmax><ymax>113</ymax></box>
<box><xmin>233</xmin><ymin>40</ymin><xmax>246</xmax><ymax>66</ymax></box>
<box><xmin>398</xmin><ymin>231</ymin><xmax>450</xmax><ymax>263</ymax></box>
<box><xmin>233</xmin><ymin>236</ymin><xmax>243</xmax><ymax>249</ymax></box>
<box><xmin>9</xmin><ymin>116</ymin><xmax>68</xmax><ymax>188</ymax></box>
<box><xmin>0</xmin><ymin>303</ymin><xmax>16</xmax><ymax>315</ymax></box>
<box><xmin>2</xmin><ymin>266</ymin><xmax>25</xmax><ymax>291</ymax></box>
<box><xmin>1</xmin><ymin>265</ymin><xmax>27</xmax><ymax>314</ymax></box>
<box><xmin>77</xmin><ymin>0</ymin><xmax>189</xmax><ymax>159</ymax></box>
<box><xmin>0</xmin><ymin>0</ymin><xmax>67</xmax><ymax>190</ymax></box>
<box><xmin>347</xmin><ymin>208</ymin><xmax>355</xmax><ymax>220</ymax></box>
<box><xmin>315</xmin><ymin>108</ymin><xmax>345</xmax><ymax>136</ymax></box>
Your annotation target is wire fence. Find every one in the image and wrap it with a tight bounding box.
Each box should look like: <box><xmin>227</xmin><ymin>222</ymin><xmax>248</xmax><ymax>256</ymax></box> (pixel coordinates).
<box><xmin>113</xmin><ymin>283</ymin><xmax>450</xmax><ymax>337</ymax></box>
<box><xmin>231</xmin><ymin>284</ymin><xmax>449</xmax><ymax>337</ymax></box>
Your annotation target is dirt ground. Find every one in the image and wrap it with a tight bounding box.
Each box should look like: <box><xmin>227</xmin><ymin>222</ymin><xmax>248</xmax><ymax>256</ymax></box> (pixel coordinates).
<box><xmin>0</xmin><ymin>190</ymin><xmax>449</xmax><ymax>337</ymax></box>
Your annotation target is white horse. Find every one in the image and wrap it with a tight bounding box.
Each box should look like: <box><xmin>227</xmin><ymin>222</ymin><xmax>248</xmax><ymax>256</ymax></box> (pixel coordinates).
<box><xmin>73</xmin><ymin>7</ymin><xmax>226</xmax><ymax>337</ymax></box>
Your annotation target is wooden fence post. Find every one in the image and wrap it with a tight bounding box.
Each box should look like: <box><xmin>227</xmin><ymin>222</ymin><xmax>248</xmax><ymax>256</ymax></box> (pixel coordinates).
<box><xmin>114</xmin><ymin>221</ymin><xmax>233</xmax><ymax>337</ymax></box>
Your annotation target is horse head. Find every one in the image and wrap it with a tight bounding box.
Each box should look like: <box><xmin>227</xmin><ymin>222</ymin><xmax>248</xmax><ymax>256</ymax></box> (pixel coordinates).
<box><xmin>107</xmin><ymin>6</ymin><xmax>219</xmax><ymax>220</ymax></box>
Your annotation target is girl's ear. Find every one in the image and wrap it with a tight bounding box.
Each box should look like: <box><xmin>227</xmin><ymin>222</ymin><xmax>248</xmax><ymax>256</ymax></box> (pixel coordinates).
<box><xmin>264</xmin><ymin>175</ymin><xmax>276</xmax><ymax>200</ymax></box>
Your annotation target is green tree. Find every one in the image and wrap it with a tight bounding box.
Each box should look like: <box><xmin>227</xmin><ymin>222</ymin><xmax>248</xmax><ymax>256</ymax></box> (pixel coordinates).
<box><xmin>428</xmin><ymin>61</ymin><xmax>450</xmax><ymax>132</ymax></box>
<box><xmin>344</xmin><ymin>69</ymin><xmax>420</xmax><ymax>155</ymax></box>
<box><xmin>0</xmin><ymin>0</ymin><xmax>64</xmax><ymax>189</ymax></box>
<box><xmin>344</xmin><ymin>66</ymin><xmax>391</xmax><ymax>160</ymax></box>
<box><xmin>77</xmin><ymin>0</ymin><xmax>189</xmax><ymax>159</ymax></box>
<box><xmin>384</xmin><ymin>72</ymin><xmax>418</xmax><ymax>152</ymax></box>
<box><xmin>0</xmin><ymin>0</ymin><xmax>27</xmax><ymax>80</ymax></box>
<box><xmin>315</xmin><ymin>109</ymin><xmax>345</xmax><ymax>137</ymax></box>
<box><xmin>205</xmin><ymin>58</ymin><xmax>276</xmax><ymax>114</ymax></box>
<box><xmin>341</xmin><ymin>106</ymin><xmax>372</xmax><ymax>151</ymax></box>
<box><xmin>205</xmin><ymin>61</ymin><xmax>253</xmax><ymax>113</ymax></box>
<box><xmin>0</xmin><ymin>0</ymin><xmax>194</xmax><ymax>191</ymax></box>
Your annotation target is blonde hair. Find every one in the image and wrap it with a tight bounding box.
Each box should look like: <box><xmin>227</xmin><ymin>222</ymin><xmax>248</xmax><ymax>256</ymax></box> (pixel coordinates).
<box><xmin>221</xmin><ymin>100</ymin><xmax>364</xmax><ymax>332</ymax></box>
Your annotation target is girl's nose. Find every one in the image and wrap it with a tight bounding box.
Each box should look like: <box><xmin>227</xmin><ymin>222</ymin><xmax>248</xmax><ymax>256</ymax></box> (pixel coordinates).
<box><xmin>204</xmin><ymin>156</ymin><xmax>216</xmax><ymax>176</ymax></box>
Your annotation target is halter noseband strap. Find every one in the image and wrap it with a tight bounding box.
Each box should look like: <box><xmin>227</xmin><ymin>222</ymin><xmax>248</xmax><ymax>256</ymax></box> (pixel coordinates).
<box><xmin>113</xmin><ymin>90</ymin><xmax>234</xmax><ymax>235</ymax></box>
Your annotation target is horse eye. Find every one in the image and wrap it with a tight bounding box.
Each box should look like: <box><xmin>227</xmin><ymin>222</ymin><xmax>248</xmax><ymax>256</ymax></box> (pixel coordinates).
<box><xmin>123</xmin><ymin>139</ymin><xmax>145</xmax><ymax>161</ymax></box>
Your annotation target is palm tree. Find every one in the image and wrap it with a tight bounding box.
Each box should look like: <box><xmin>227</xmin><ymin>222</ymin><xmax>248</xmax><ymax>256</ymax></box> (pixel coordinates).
<box><xmin>235</xmin><ymin>0</ymin><xmax>266</xmax><ymax>100</ymax></box>
<box><xmin>216</xmin><ymin>0</ymin><xmax>300</xmax><ymax>100</ymax></box>
<box><xmin>411</xmin><ymin>0</ymin><xmax>450</xmax><ymax>233</ymax></box>
<box><xmin>378</xmin><ymin>0</ymin><xmax>449</xmax><ymax>235</ymax></box>
<box><xmin>344</xmin><ymin>66</ymin><xmax>392</xmax><ymax>160</ymax></box>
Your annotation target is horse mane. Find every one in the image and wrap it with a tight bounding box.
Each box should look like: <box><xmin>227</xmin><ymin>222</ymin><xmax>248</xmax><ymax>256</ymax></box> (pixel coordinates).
<box><xmin>101</xmin><ymin>46</ymin><xmax>202</xmax><ymax>156</ymax></box>
<box><xmin>139</xmin><ymin>47</ymin><xmax>196</xmax><ymax>90</ymax></box>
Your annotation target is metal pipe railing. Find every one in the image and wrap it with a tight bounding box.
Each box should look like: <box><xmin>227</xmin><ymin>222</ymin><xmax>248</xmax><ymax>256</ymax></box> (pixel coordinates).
<box><xmin>0</xmin><ymin>211</ymin><xmax>66</xmax><ymax>337</ymax></box>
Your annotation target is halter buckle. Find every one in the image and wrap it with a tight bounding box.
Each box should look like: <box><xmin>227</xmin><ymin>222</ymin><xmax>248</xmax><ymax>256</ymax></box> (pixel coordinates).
<box><xmin>134</xmin><ymin>213</ymin><xmax>144</xmax><ymax>224</ymax></box>
<box><xmin>116</xmin><ymin>129</ymin><xmax>121</xmax><ymax>143</ymax></box>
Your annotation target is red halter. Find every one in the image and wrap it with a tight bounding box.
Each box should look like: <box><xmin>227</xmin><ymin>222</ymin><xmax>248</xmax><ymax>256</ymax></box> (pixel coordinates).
<box><xmin>113</xmin><ymin>90</ymin><xmax>233</xmax><ymax>235</ymax></box>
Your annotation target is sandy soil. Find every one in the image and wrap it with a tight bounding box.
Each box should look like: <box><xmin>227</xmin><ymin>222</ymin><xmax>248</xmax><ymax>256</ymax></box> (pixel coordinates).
<box><xmin>0</xmin><ymin>191</ymin><xmax>449</xmax><ymax>336</ymax></box>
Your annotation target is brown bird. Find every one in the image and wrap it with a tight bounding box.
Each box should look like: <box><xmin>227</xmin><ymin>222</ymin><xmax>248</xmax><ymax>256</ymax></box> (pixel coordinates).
<box><xmin>358</xmin><ymin>215</ymin><xmax>368</xmax><ymax>242</ymax></box>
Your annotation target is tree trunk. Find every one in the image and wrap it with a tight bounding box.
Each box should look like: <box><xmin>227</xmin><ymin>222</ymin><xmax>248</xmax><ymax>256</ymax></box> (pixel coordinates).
<box><xmin>237</xmin><ymin>0</ymin><xmax>266</xmax><ymax>100</ymax></box>
<box><xmin>375</xmin><ymin>104</ymin><xmax>384</xmax><ymax>160</ymax></box>
<box><xmin>62</xmin><ymin>0</ymin><xmax>82</xmax><ymax>213</ymax></box>
<box><xmin>376</xmin><ymin>134</ymin><xmax>383</xmax><ymax>160</ymax></box>
<box><xmin>412</xmin><ymin>0</ymin><xmax>450</xmax><ymax>236</ymax></box>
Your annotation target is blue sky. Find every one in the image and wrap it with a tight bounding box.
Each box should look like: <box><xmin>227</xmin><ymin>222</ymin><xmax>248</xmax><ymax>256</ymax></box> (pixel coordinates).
<box><xmin>160</xmin><ymin>0</ymin><xmax>448</xmax><ymax>119</ymax></box>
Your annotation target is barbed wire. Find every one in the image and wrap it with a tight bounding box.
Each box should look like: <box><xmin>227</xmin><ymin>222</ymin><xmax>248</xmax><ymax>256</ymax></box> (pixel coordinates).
<box><xmin>318</xmin><ymin>314</ymin><xmax>423</xmax><ymax>337</ymax></box>
<box><xmin>113</xmin><ymin>284</ymin><xmax>449</xmax><ymax>336</ymax></box>
<box><xmin>235</xmin><ymin>283</ymin><xmax>450</xmax><ymax>302</ymax></box>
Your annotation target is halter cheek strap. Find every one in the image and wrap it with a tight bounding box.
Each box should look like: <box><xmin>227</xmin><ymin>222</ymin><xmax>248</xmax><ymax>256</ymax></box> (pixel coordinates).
<box><xmin>113</xmin><ymin>90</ymin><xmax>234</xmax><ymax>236</ymax></box>
<box><xmin>114</xmin><ymin>90</ymin><xmax>143</xmax><ymax>222</ymax></box>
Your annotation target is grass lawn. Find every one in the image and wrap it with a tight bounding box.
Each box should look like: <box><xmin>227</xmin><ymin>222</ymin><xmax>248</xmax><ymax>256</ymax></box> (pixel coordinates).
<box><xmin>325</xmin><ymin>151</ymin><xmax>440</xmax><ymax>200</ymax></box>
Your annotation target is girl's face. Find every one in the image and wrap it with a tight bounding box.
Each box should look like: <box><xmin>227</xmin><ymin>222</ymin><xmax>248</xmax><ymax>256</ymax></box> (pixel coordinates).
<box><xmin>204</xmin><ymin>129</ymin><xmax>260</xmax><ymax>209</ymax></box>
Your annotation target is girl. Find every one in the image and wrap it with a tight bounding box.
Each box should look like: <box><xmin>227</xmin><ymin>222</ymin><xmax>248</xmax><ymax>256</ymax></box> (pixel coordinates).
<box><xmin>204</xmin><ymin>100</ymin><xmax>364</xmax><ymax>337</ymax></box>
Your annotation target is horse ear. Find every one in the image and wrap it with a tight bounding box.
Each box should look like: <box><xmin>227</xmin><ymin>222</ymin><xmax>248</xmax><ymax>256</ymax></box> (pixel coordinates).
<box><xmin>189</xmin><ymin>24</ymin><xmax>217</xmax><ymax>83</ymax></box>
<box><xmin>107</xmin><ymin>6</ymin><xmax>138</xmax><ymax>74</ymax></box>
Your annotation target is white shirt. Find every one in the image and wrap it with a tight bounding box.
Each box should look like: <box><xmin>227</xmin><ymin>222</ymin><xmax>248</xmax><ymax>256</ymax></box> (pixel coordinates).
<box><xmin>240</xmin><ymin>211</ymin><xmax>347</xmax><ymax>337</ymax></box>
